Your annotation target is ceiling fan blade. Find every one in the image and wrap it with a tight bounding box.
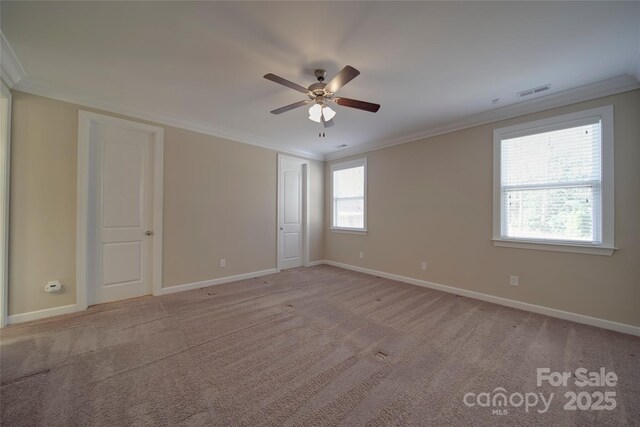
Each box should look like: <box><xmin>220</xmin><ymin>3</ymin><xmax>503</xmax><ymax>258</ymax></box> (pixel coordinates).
<box><xmin>321</xmin><ymin>116</ymin><xmax>335</xmax><ymax>128</ymax></box>
<box><xmin>264</xmin><ymin>73</ymin><xmax>309</xmax><ymax>94</ymax></box>
<box><xmin>334</xmin><ymin>97</ymin><xmax>380</xmax><ymax>113</ymax></box>
<box><xmin>270</xmin><ymin>100</ymin><xmax>309</xmax><ymax>115</ymax></box>
<box><xmin>325</xmin><ymin>65</ymin><xmax>360</xmax><ymax>93</ymax></box>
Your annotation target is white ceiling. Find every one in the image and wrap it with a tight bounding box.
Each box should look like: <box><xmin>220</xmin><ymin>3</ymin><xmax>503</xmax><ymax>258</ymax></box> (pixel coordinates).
<box><xmin>2</xmin><ymin>1</ymin><xmax>639</xmax><ymax>159</ymax></box>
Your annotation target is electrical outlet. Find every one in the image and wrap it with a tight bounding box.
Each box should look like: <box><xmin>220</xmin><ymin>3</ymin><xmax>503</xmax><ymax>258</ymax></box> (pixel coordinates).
<box><xmin>45</xmin><ymin>280</ymin><xmax>62</xmax><ymax>293</ymax></box>
<box><xmin>220</xmin><ymin>259</ymin><xmax>226</xmax><ymax>268</ymax></box>
<box><xmin>510</xmin><ymin>276</ymin><xmax>519</xmax><ymax>286</ymax></box>
<box><xmin>421</xmin><ymin>261</ymin><xmax>427</xmax><ymax>271</ymax></box>
<box><xmin>359</xmin><ymin>252</ymin><xmax>364</xmax><ymax>259</ymax></box>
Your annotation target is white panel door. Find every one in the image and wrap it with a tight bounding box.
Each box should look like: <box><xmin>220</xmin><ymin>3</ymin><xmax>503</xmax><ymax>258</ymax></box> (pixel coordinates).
<box><xmin>93</xmin><ymin>123</ymin><xmax>154</xmax><ymax>304</ymax></box>
<box><xmin>278</xmin><ymin>156</ymin><xmax>304</xmax><ymax>269</ymax></box>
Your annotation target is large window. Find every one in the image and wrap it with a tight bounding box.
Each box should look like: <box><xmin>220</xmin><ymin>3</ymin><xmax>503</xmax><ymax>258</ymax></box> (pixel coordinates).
<box><xmin>493</xmin><ymin>106</ymin><xmax>614</xmax><ymax>255</ymax></box>
<box><xmin>331</xmin><ymin>158</ymin><xmax>367</xmax><ymax>232</ymax></box>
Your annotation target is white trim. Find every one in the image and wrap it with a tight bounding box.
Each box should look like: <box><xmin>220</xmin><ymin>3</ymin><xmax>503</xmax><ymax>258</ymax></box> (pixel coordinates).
<box><xmin>329</xmin><ymin>228</ymin><xmax>368</xmax><ymax>235</ymax></box>
<box><xmin>0</xmin><ymin>81</ymin><xmax>11</xmax><ymax>327</ymax></box>
<box><xmin>0</xmin><ymin>32</ymin><xmax>27</xmax><ymax>88</ymax></box>
<box><xmin>321</xmin><ymin>260</ymin><xmax>640</xmax><ymax>337</ymax></box>
<box><xmin>152</xmin><ymin>132</ymin><xmax>164</xmax><ymax>297</ymax></box>
<box><xmin>77</xmin><ymin>111</ymin><xmax>164</xmax><ymax>308</ymax></box>
<box><xmin>492</xmin><ymin>239</ymin><xmax>615</xmax><ymax>256</ymax></box>
<box><xmin>303</xmin><ymin>163</ymin><xmax>311</xmax><ymax>267</ymax></box>
<box><xmin>76</xmin><ymin>113</ymin><xmax>90</xmax><ymax>310</ymax></box>
<box><xmin>7</xmin><ymin>268</ymin><xmax>279</xmax><ymax>323</ymax></box>
<box><xmin>330</xmin><ymin>157</ymin><xmax>367</xmax><ymax>232</ymax></box>
<box><xmin>9</xmin><ymin>73</ymin><xmax>638</xmax><ymax>163</ymax></box>
<box><xmin>14</xmin><ymin>77</ymin><xmax>324</xmax><ymax>161</ymax></box>
<box><xmin>277</xmin><ymin>154</ymin><xmax>310</xmax><ymax>270</ymax></box>
<box><xmin>6</xmin><ymin>261</ymin><xmax>639</xmax><ymax>336</ymax></box>
<box><xmin>325</xmin><ymin>75</ymin><xmax>639</xmax><ymax>161</ymax></box>
<box><xmin>7</xmin><ymin>304</ymin><xmax>79</xmax><ymax>325</ymax></box>
<box><xmin>492</xmin><ymin>105</ymin><xmax>615</xmax><ymax>255</ymax></box>
<box><xmin>158</xmin><ymin>269</ymin><xmax>279</xmax><ymax>296</ymax></box>
<box><xmin>330</xmin><ymin>157</ymin><xmax>368</xmax><ymax>172</ymax></box>
<box><xmin>305</xmin><ymin>260</ymin><xmax>325</xmax><ymax>267</ymax></box>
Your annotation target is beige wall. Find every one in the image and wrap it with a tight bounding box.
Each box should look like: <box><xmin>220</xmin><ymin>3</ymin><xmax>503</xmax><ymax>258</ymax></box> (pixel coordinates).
<box><xmin>161</xmin><ymin>127</ymin><xmax>277</xmax><ymax>287</ymax></box>
<box><xmin>325</xmin><ymin>89</ymin><xmax>640</xmax><ymax>327</ymax></box>
<box><xmin>9</xmin><ymin>91</ymin><xmax>324</xmax><ymax>315</ymax></box>
<box><xmin>10</xmin><ymin>91</ymin><xmax>78</xmax><ymax>314</ymax></box>
<box><xmin>10</xmin><ymin>89</ymin><xmax>640</xmax><ymax>326</ymax></box>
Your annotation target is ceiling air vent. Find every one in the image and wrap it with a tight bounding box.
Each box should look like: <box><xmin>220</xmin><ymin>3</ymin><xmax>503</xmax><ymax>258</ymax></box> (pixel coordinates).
<box><xmin>517</xmin><ymin>84</ymin><xmax>551</xmax><ymax>98</ymax></box>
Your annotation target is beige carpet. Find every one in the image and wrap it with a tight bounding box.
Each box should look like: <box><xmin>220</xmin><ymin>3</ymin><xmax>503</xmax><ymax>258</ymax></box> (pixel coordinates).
<box><xmin>1</xmin><ymin>265</ymin><xmax>639</xmax><ymax>426</ymax></box>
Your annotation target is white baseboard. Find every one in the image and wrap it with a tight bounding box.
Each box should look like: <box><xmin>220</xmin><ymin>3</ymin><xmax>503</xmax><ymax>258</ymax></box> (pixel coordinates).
<box><xmin>6</xmin><ymin>263</ymin><xmax>638</xmax><ymax>336</ymax></box>
<box><xmin>5</xmin><ymin>269</ymin><xmax>280</xmax><ymax>325</ymax></box>
<box><xmin>158</xmin><ymin>268</ymin><xmax>279</xmax><ymax>295</ymax></box>
<box><xmin>7</xmin><ymin>304</ymin><xmax>79</xmax><ymax>325</ymax></box>
<box><xmin>322</xmin><ymin>260</ymin><xmax>640</xmax><ymax>337</ymax></box>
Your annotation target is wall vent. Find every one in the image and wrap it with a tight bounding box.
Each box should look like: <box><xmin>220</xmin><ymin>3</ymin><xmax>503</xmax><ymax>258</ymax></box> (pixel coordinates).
<box><xmin>517</xmin><ymin>84</ymin><xmax>551</xmax><ymax>98</ymax></box>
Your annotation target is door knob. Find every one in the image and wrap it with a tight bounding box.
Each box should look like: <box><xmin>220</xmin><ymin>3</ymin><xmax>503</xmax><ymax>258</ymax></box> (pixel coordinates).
<box><xmin>145</xmin><ymin>231</ymin><xmax>154</xmax><ymax>236</ymax></box>
<box><xmin>280</xmin><ymin>227</ymin><xmax>283</xmax><ymax>231</ymax></box>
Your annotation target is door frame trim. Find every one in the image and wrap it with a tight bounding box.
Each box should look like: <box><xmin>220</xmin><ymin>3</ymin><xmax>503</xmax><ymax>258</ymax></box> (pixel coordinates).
<box><xmin>277</xmin><ymin>154</ymin><xmax>310</xmax><ymax>270</ymax></box>
<box><xmin>77</xmin><ymin>111</ymin><xmax>164</xmax><ymax>309</ymax></box>
<box><xmin>0</xmin><ymin>80</ymin><xmax>12</xmax><ymax>327</ymax></box>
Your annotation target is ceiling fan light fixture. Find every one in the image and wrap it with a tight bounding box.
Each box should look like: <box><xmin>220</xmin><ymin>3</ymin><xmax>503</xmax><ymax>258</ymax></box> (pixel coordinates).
<box><xmin>322</xmin><ymin>105</ymin><xmax>336</xmax><ymax>121</ymax></box>
<box><xmin>308</xmin><ymin>103</ymin><xmax>322</xmax><ymax>122</ymax></box>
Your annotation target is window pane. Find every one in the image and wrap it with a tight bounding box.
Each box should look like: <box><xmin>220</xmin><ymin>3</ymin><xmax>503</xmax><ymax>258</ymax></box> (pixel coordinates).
<box><xmin>333</xmin><ymin>166</ymin><xmax>364</xmax><ymax>198</ymax></box>
<box><xmin>503</xmin><ymin>186</ymin><xmax>597</xmax><ymax>242</ymax></box>
<box><xmin>335</xmin><ymin>198</ymin><xmax>364</xmax><ymax>229</ymax></box>
<box><xmin>502</xmin><ymin>122</ymin><xmax>601</xmax><ymax>187</ymax></box>
<box><xmin>495</xmin><ymin>107</ymin><xmax>612</xmax><ymax>249</ymax></box>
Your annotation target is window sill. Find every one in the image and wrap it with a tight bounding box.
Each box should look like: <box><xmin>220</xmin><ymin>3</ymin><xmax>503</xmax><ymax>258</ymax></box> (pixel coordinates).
<box><xmin>492</xmin><ymin>239</ymin><xmax>616</xmax><ymax>256</ymax></box>
<box><xmin>330</xmin><ymin>228</ymin><xmax>368</xmax><ymax>235</ymax></box>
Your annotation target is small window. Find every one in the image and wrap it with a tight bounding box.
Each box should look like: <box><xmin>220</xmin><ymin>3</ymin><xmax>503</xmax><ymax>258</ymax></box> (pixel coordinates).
<box><xmin>331</xmin><ymin>158</ymin><xmax>367</xmax><ymax>232</ymax></box>
<box><xmin>493</xmin><ymin>106</ymin><xmax>614</xmax><ymax>255</ymax></box>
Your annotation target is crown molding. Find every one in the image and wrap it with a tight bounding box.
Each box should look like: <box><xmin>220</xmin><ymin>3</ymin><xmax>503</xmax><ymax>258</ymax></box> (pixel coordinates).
<box><xmin>13</xmin><ymin>77</ymin><xmax>324</xmax><ymax>161</ymax></box>
<box><xmin>5</xmin><ymin>30</ymin><xmax>321</xmax><ymax>160</ymax></box>
<box><xmin>8</xmin><ymin>50</ymin><xmax>639</xmax><ymax>164</ymax></box>
<box><xmin>0</xmin><ymin>32</ymin><xmax>27</xmax><ymax>88</ymax></box>
<box><xmin>11</xmin><ymin>74</ymin><xmax>640</xmax><ymax>163</ymax></box>
<box><xmin>326</xmin><ymin>75</ymin><xmax>640</xmax><ymax>161</ymax></box>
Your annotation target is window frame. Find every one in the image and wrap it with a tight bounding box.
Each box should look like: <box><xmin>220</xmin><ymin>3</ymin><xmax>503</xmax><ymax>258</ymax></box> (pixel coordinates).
<box><xmin>330</xmin><ymin>158</ymin><xmax>367</xmax><ymax>234</ymax></box>
<box><xmin>492</xmin><ymin>105</ymin><xmax>615</xmax><ymax>256</ymax></box>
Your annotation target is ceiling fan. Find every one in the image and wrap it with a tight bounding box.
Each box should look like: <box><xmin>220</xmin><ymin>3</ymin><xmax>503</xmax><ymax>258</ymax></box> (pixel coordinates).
<box><xmin>264</xmin><ymin>65</ymin><xmax>381</xmax><ymax>128</ymax></box>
